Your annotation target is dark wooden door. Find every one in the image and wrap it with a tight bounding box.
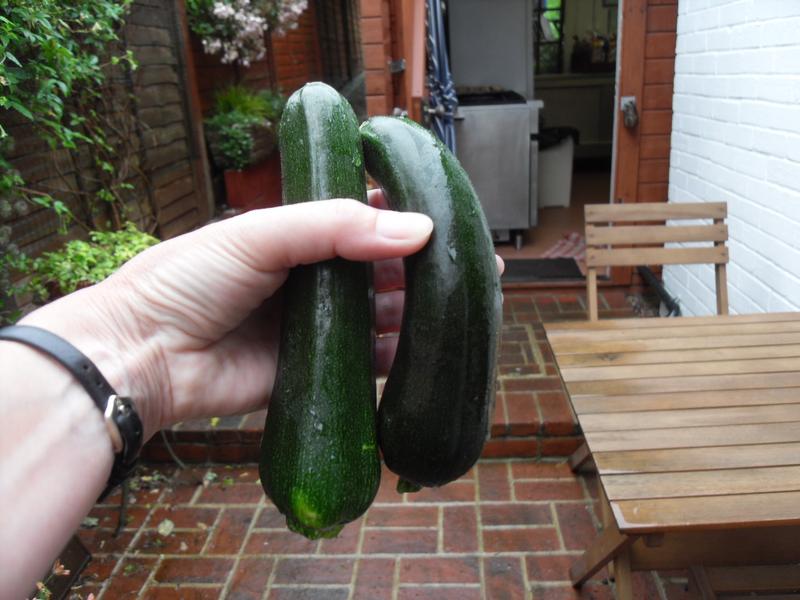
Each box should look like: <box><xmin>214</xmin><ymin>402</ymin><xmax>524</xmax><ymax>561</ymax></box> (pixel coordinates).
<box><xmin>610</xmin><ymin>0</ymin><xmax>677</xmax><ymax>285</ymax></box>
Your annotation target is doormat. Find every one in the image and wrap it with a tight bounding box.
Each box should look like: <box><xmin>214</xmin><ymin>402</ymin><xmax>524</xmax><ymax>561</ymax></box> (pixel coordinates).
<box><xmin>541</xmin><ymin>232</ymin><xmax>586</xmax><ymax>261</ymax></box>
<box><xmin>502</xmin><ymin>258</ymin><xmax>584</xmax><ymax>283</ymax></box>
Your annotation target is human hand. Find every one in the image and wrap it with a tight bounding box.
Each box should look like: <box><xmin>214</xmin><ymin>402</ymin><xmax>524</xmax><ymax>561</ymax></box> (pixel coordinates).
<box><xmin>22</xmin><ymin>193</ymin><xmax>433</xmax><ymax>438</ymax></box>
<box><xmin>22</xmin><ymin>191</ymin><xmax>504</xmax><ymax>440</ymax></box>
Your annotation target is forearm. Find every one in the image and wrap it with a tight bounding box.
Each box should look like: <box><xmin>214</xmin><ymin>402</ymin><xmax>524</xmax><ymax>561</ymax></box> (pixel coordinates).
<box><xmin>0</xmin><ymin>284</ymin><xmax>163</xmax><ymax>597</ymax></box>
<box><xmin>0</xmin><ymin>342</ymin><xmax>111</xmax><ymax>597</ymax></box>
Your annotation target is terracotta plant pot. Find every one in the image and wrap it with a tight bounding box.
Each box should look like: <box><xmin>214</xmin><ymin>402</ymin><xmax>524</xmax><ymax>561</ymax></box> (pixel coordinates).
<box><xmin>224</xmin><ymin>151</ymin><xmax>282</xmax><ymax>211</ymax></box>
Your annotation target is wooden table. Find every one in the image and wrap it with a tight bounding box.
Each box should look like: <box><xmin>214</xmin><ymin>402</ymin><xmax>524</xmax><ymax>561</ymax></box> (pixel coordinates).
<box><xmin>544</xmin><ymin>312</ymin><xmax>800</xmax><ymax>599</ymax></box>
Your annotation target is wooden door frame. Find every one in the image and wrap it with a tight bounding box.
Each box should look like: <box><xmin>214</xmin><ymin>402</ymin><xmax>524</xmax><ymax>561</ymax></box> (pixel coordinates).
<box><xmin>175</xmin><ymin>0</ymin><xmax>214</xmax><ymax>224</ymax></box>
<box><xmin>609</xmin><ymin>0</ymin><xmax>648</xmax><ymax>286</ymax></box>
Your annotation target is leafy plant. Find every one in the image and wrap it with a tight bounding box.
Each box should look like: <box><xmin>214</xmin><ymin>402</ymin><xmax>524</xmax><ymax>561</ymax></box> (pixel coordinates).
<box><xmin>259</xmin><ymin>88</ymin><xmax>287</xmax><ymax>122</ymax></box>
<box><xmin>0</xmin><ymin>0</ymin><xmax>153</xmax><ymax>322</ymax></box>
<box><xmin>0</xmin><ymin>1</ymin><xmax>132</xmax><ymax>146</ymax></box>
<box><xmin>0</xmin><ymin>1</ymin><xmax>137</xmax><ymax>218</ymax></box>
<box><xmin>214</xmin><ymin>85</ymin><xmax>268</xmax><ymax>118</ymax></box>
<box><xmin>17</xmin><ymin>222</ymin><xmax>159</xmax><ymax>301</ymax></box>
<box><xmin>214</xmin><ymin>85</ymin><xmax>286</xmax><ymax>121</ymax></box>
<box><xmin>205</xmin><ymin>85</ymin><xmax>285</xmax><ymax>170</ymax></box>
<box><xmin>204</xmin><ymin>111</ymin><xmax>263</xmax><ymax>170</ymax></box>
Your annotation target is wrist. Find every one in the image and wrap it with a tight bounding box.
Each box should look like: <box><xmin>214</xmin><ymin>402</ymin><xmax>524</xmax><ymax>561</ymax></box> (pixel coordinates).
<box><xmin>19</xmin><ymin>280</ymin><xmax>167</xmax><ymax>440</ymax></box>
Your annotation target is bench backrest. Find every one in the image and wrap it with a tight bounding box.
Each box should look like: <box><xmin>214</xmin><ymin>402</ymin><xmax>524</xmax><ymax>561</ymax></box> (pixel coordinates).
<box><xmin>584</xmin><ymin>202</ymin><xmax>729</xmax><ymax>320</ymax></box>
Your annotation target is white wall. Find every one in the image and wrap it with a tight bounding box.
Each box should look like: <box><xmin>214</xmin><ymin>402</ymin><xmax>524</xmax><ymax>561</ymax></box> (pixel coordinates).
<box><xmin>665</xmin><ymin>0</ymin><xmax>800</xmax><ymax>315</ymax></box>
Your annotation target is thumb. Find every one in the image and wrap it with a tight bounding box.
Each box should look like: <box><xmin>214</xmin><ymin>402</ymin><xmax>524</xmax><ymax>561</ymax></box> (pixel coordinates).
<box><xmin>211</xmin><ymin>198</ymin><xmax>433</xmax><ymax>271</ymax></box>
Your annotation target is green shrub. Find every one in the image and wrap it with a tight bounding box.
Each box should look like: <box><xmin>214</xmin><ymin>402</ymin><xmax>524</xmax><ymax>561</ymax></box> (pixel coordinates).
<box><xmin>205</xmin><ymin>85</ymin><xmax>285</xmax><ymax>170</ymax></box>
<box><xmin>214</xmin><ymin>85</ymin><xmax>286</xmax><ymax>121</ymax></box>
<box><xmin>204</xmin><ymin>110</ymin><xmax>263</xmax><ymax>170</ymax></box>
<box><xmin>19</xmin><ymin>222</ymin><xmax>159</xmax><ymax>300</ymax></box>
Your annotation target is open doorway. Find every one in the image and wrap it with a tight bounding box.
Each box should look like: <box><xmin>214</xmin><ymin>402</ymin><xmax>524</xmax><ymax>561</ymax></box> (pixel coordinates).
<box><xmin>446</xmin><ymin>0</ymin><xmax>619</xmax><ymax>282</ymax></box>
<box><xmin>496</xmin><ymin>0</ymin><xmax>618</xmax><ymax>277</ymax></box>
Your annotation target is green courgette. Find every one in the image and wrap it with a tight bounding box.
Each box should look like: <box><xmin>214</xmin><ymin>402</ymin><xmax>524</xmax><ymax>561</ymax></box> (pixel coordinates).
<box><xmin>259</xmin><ymin>82</ymin><xmax>380</xmax><ymax>538</ymax></box>
<box><xmin>360</xmin><ymin>116</ymin><xmax>502</xmax><ymax>490</ymax></box>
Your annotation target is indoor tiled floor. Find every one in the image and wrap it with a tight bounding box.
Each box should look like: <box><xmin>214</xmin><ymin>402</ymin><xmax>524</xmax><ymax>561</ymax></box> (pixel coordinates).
<box><xmin>495</xmin><ymin>163</ymin><xmax>611</xmax><ymax>261</ymax></box>
<box><xmin>63</xmin><ymin>289</ymin><xmax>671</xmax><ymax>599</ymax></box>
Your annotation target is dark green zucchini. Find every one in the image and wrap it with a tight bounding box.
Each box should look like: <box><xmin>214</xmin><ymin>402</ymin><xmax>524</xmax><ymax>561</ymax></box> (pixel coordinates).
<box><xmin>259</xmin><ymin>82</ymin><xmax>380</xmax><ymax>538</ymax></box>
<box><xmin>360</xmin><ymin>116</ymin><xmax>501</xmax><ymax>490</ymax></box>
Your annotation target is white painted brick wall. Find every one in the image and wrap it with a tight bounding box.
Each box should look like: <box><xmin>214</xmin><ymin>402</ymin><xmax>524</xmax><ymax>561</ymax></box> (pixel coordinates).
<box><xmin>665</xmin><ymin>0</ymin><xmax>800</xmax><ymax>315</ymax></box>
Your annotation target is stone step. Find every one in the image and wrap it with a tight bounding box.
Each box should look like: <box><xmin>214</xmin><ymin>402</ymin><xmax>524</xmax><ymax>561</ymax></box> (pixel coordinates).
<box><xmin>142</xmin><ymin>289</ymin><xmax>651</xmax><ymax>464</ymax></box>
<box><xmin>141</xmin><ymin>382</ymin><xmax>581</xmax><ymax>463</ymax></box>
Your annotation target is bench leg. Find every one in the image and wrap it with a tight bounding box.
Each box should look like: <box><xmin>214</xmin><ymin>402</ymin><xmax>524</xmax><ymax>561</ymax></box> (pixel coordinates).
<box><xmin>598</xmin><ymin>480</ymin><xmax>614</xmax><ymax>579</ymax></box>
<box><xmin>688</xmin><ymin>566</ymin><xmax>717</xmax><ymax>600</ymax></box>
<box><xmin>614</xmin><ymin>548</ymin><xmax>634</xmax><ymax>600</ymax></box>
<box><xmin>570</xmin><ymin>524</ymin><xmax>636</xmax><ymax>587</ymax></box>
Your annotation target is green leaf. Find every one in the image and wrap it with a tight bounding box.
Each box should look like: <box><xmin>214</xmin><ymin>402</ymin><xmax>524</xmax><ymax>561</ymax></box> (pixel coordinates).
<box><xmin>4</xmin><ymin>52</ymin><xmax>21</xmax><ymax>67</ymax></box>
<box><xmin>81</xmin><ymin>517</ymin><xmax>100</xmax><ymax>528</ymax></box>
<box><xmin>157</xmin><ymin>518</ymin><xmax>175</xmax><ymax>537</ymax></box>
<box><xmin>6</xmin><ymin>99</ymin><xmax>33</xmax><ymax>120</ymax></box>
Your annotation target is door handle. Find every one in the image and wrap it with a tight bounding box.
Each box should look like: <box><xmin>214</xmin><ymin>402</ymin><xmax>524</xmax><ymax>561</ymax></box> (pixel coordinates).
<box><xmin>620</xmin><ymin>96</ymin><xmax>638</xmax><ymax>128</ymax></box>
<box><xmin>425</xmin><ymin>105</ymin><xmax>465</xmax><ymax>121</ymax></box>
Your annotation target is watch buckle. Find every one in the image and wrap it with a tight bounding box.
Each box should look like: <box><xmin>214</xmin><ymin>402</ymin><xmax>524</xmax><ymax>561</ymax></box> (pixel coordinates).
<box><xmin>104</xmin><ymin>395</ymin><xmax>125</xmax><ymax>453</ymax></box>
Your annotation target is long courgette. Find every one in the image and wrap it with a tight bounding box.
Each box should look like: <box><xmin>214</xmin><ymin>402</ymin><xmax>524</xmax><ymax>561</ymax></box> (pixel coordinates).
<box><xmin>360</xmin><ymin>116</ymin><xmax>502</xmax><ymax>490</ymax></box>
<box><xmin>259</xmin><ymin>83</ymin><xmax>380</xmax><ymax>538</ymax></box>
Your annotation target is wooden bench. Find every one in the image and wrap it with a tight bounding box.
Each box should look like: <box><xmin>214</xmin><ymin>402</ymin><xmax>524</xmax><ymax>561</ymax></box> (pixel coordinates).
<box><xmin>545</xmin><ymin>313</ymin><xmax>800</xmax><ymax>599</ymax></box>
<box><xmin>546</xmin><ymin>202</ymin><xmax>800</xmax><ymax>598</ymax></box>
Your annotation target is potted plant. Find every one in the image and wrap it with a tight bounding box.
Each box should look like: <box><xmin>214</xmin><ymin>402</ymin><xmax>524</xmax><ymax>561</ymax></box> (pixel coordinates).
<box><xmin>204</xmin><ymin>85</ymin><xmax>286</xmax><ymax>210</ymax></box>
<box><xmin>185</xmin><ymin>0</ymin><xmax>306</xmax><ymax>210</ymax></box>
<box><xmin>16</xmin><ymin>222</ymin><xmax>159</xmax><ymax>302</ymax></box>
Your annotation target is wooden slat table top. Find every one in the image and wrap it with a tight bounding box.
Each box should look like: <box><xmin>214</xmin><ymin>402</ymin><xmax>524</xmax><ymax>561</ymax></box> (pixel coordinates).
<box><xmin>543</xmin><ymin>312</ymin><xmax>800</xmax><ymax>534</ymax></box>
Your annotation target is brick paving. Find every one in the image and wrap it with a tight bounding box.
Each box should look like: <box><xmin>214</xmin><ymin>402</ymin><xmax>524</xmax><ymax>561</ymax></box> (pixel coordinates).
<box><xmin>64</xmin><ymin>288</ymin><xmax>674</xmax><ymax>599</ymax></box>
<box><xmin>71</xmin><ymin>460</ymin><xmax>691</xmax><ymax>599</ymax></box>
<box><xmin>143</xmin><ymin>290</ymin><xmax>656</xmax><ymax>464</ymax></box>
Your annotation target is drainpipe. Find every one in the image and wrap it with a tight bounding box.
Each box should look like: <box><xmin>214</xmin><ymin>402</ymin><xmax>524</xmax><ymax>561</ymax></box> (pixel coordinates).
<box><xmin>636</xmin><ymin>266</ymin><xmax>681</xmax><ymax>317</ymax></box>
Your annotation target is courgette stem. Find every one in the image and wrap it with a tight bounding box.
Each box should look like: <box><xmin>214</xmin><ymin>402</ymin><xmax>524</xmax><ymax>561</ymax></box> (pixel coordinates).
<box><xmin>396</xmin><ymin>478</ymin><xmax>422</xmax><ymax>494</ymax></box>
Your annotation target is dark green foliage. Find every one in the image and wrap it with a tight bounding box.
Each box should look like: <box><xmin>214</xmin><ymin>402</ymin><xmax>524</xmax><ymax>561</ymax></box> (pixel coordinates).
<box><xmin>204</xmin><ymin>86</ymin><xmax>286</xmax><ymax>170</ymax></box>
<box><xmin>0</xmin><ymin>0</ymin><xmax>139</xmax><ymax>321</ymax></box>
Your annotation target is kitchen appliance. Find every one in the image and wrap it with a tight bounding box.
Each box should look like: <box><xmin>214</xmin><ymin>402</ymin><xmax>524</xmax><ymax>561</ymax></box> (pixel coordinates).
<box><xmin>454</xmin><ymin>91</ymin><xmax>534</xmax><ymax>248</ymax></box>
<box><xmin>447</xmin><ymin>0</ymin><xmax>541</xmax><ymax>246</ymax></box>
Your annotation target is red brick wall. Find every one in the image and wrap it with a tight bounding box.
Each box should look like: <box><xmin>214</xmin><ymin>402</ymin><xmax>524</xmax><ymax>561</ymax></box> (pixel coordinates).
<box><xmin>191</xmin><ymin>38</ymin><xmax>275</xmax><ymax>115</ymax></box>
<box><xmin>361</xmin><ymin>0</ymin><xmax>394</xmax><ymax>115</ymax></box>
<box><xmin>190</xmin><ymin>4</ymin><xmax>322</xmax><ymax>114</ymax></box>
<box><xmin>272</xmin><ymin>4</ymin><xmax>323</xmax><ymax>94</ymax></box>
<box><xmin>638</xmin><ymin>0</ymin><xmax>677</xmax><ymax>203</ymax></box>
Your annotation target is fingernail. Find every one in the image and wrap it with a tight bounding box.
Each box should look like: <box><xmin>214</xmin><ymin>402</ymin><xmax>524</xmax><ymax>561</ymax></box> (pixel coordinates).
<box><xmin>376</xmin><ymin>211</ymin><xmax>433</xmax><ymax>240</ymax></box>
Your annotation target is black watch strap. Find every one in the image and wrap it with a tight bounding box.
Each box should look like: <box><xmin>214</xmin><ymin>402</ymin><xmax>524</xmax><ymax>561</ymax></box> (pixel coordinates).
<box><xmin>0</xmin><ymin>324</ymin><xmax>143</xmax><ymax>500</ymax></box>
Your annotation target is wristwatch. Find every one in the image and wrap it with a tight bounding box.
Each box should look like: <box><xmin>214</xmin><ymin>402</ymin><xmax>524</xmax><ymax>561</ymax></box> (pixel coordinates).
<box><xmin>0</xmin><ymin>324</ymin><xmax>143</xmax><ymax>500</ymax></box>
